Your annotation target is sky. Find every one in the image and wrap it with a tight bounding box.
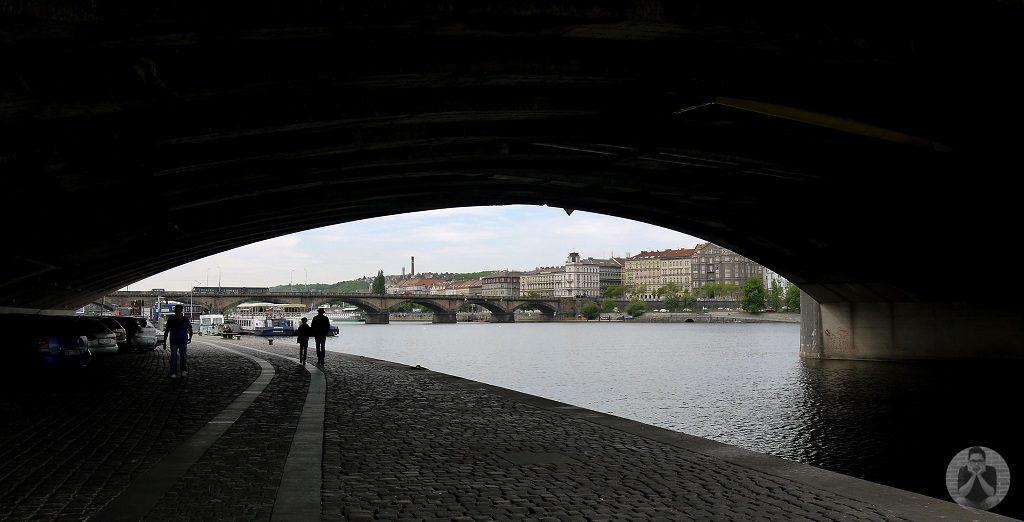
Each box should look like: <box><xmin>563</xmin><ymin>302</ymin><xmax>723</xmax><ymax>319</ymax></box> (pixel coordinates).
<box><xmin>123</xmin><ymin>205</ymin><xmax>707</xmax><ymax>291</ymax></box>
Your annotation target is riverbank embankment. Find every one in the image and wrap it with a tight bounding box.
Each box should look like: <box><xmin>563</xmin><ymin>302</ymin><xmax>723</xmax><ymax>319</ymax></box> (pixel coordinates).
<box><xmin>629</xmin><ymin>311</ymin><xmax>800</xmax><ymax>323</ymax></box>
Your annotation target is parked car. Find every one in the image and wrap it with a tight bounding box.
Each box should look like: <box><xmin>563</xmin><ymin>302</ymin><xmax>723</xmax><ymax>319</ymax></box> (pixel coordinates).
<box><xmin>109</xmin><ymin>316</ymin><xmax>159</xmax><ymax>351</ymax></box>
<box><xmin>0</xmin><ymin>314</ymin><xmax>91</xmax><ymax>369</ymax></box>
<box><xmin>73</xmin><ymin>317</ymin><xmax>119</xmax><ymax>356</ymax></box>
<box><xmin>95</xmin><ymin>316</ymin><xmax>128</xmax><ymax>351</ymax></box>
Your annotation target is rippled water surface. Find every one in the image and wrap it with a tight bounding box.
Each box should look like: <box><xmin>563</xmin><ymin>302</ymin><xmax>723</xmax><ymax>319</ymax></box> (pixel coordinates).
<box><xmin>324</xmin><ymin>321</ymin><xmax>1023</xmax><ymax>517</ymax></box>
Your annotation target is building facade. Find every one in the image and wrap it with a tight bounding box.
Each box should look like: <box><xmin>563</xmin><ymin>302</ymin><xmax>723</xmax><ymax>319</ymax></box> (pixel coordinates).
<box><xmin>447</xmin><ymin>279</ymin><xmax>483</xmax><ymax>297</ymax></box>
<box><xmin>519</xmin><ymin>266</ymin><xmax>562</xmax><ymax>297</ymax></box>
<box><xmin>624</xmin><ymin>248</ymin><xmax>697</xmax><ymax>299</ymax></box>
<box><xmin>762</xmin><ymin>267</ymin><xmax>790</xmax><ymax>294</ymax></box>
<box><xmin>556</xmin><ymin>252</ymin><xmax>601</xmax><ymax>298</ymax></box>
<box><xmin>481</xmin><ymin>272</ymin><xmax>521</xmax><ymax>298</ymax></box>
<box><xmin>691</xmin><ymin>243</ymin><xmax>764</xmax><ymax>293</ymax></box>
<box><xmin>593</xmin><ymin>257</ymin><xmax>625</xmax><ymax>294</ymax></box>
<box><xmin>395</xmin><ymin>277</ymin><xmax>448</xmax><ymax>295</ymax></box>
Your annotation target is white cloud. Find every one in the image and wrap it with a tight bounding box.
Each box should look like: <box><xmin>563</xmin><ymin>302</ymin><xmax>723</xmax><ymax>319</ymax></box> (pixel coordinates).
<box><xmin>123</xmin><ymin>205</ymin><xmax>707</xmax><ymax>290</ymax></box>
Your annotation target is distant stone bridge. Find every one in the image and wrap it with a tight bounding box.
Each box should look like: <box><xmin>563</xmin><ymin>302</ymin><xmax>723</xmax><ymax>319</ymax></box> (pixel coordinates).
<box><xmin>106</xmin><ymin>290</ymin><xmax>582</xmax><ymax>324</ymax></box>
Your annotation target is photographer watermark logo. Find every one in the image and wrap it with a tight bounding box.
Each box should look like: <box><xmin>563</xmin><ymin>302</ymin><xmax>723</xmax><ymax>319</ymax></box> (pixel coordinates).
<box><xmin>946</xmin><ymin>446</ymin><xmax>1010</xmax><ymax>511</ymax></box>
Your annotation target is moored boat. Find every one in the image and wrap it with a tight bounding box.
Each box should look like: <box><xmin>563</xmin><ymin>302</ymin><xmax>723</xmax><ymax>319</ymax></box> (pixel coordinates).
<box><xmin>230</xmin><ymin>302</ymin><xmax>305</xmax><ymax>336</ymax></box>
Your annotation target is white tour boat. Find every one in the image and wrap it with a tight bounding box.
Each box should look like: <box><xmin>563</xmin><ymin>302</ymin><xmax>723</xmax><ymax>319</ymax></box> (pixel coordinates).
<box><xmin>231</xmin><ymin>302</ymin><xmax>306</xmax><ymax>336</ymax></box>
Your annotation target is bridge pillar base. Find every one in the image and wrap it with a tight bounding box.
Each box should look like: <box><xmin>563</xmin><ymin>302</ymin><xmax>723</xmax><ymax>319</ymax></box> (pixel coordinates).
<box><xmin>364</xmin><ymin>312</ymin><xmax>390</xmax><ymax>325</ymax></box>
<box><xmin>489</xmin><ymin>312</ymin><xmax>515</xmax><ymax>323</ymax></box>
<box><xmin>432</xmin><ymin>312</ymin><xmax>457</xmax><ymax>324</ymax></box>
<box><xmin>801</xmin><ymin>294</ymin><xmax>1024</xmax><ymax>360</ymax></box>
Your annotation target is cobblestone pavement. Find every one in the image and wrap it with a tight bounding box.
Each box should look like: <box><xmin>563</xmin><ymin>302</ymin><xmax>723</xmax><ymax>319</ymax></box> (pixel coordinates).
<box><xmin>0</xmin><ymin>344</ymin><xmax>259</xmax><ymax>520</ymax></box>
<box><xmin>1</xmin><ymin>335</ymin><xmax>1014</xmax><ymax>521</ymax></box>
<box><xmin>146</xmin><ymin>341</ymin><xmax>309</xmax><ymax>521</ymax></box>
<box><xmin>313</xmin><ymin>349</ymin><xmax>916</xmax><ymax>522</ymax></box>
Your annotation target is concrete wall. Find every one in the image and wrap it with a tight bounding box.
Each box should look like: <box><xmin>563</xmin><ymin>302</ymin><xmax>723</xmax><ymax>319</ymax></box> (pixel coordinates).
<box><xmin>801</xmin><ymin>295</ymin><xmax>1024</xmax><ymax>360</ymax></box>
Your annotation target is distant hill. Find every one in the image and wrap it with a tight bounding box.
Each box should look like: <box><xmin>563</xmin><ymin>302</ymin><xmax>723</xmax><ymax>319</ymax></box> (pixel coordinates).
<box><xmin>269</xmin><ymin>280</ymin><xmax>369</xmax><ymax>293</ymax></box>
<box><xmin>432</xmin><ymin>271</ymin><xmax>496</xmax><ymax>281</ymax></box>
<box><xmin>270</xmin><ymin>271</ymin><xmax>499</xmax><ymax>293</ymax></box>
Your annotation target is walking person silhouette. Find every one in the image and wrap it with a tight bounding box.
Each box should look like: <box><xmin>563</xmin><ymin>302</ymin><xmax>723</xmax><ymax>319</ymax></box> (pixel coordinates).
<box><xmin>295</xmin><ymin>317</ymin><xmax>311</xmax><ymax>365</ymax></box>
<box><xmin>310</xmin><ymin>308</ymin><xmax>330</xmax><ymax>366</ymax></box>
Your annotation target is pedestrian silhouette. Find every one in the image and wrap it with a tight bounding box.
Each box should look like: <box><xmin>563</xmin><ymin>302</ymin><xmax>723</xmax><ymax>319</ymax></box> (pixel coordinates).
<box><xmin>296</xmin><ymin>317</ymin><xmax>311</xmax><ymax>365</ymax></box>
<box><xmin>310</xmin><ymin>308</ymin><xmax>330</xmax><ymax>365</ymax></box>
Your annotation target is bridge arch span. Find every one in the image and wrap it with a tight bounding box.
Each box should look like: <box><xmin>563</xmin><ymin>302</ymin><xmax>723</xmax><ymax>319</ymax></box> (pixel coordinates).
<box><xmin>463</xmin><ymin>299</ymin><xmax>511</xmax><ymax>315</ymax></box>
<box><xmin>333</xmin><ymin>297</ymin><xmax>384</xmax><ymax>315</ymax></box>
<box><xmin>385</xmin><ymin>298</ymin><xmax>453</xmax><ymax>315</ymax></box>
<box><xmin>510</xmin><ymin>301</ymin><xmax>558</xmax><ymax>317</ymax></box>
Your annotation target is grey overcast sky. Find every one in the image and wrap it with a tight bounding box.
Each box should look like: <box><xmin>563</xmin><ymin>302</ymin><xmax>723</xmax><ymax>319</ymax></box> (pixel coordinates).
<box><xmin>123</xmin><ymin>205</ymin><xmax>707</xmax><ymax>291</ymax></box>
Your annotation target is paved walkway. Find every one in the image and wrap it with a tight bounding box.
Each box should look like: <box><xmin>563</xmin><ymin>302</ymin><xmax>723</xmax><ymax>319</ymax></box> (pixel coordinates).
<box><xmin>0</xmin><ymin>336</ymin><xmax>1016</xmax><ymax>521</ymax></box>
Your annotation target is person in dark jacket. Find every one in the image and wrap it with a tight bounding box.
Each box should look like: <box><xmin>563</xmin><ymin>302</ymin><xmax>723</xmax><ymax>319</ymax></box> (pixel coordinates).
<box><xmin>295</xmin><ymin>317</ymin><xmax>312</xmax><ymax>365</ymax></box>
<box><xmin>163</xmin><ymin>304</ymin><xmax>193</xmax><ymax>380</ymax></box>
<box><xmin>309</xmin><ymin>308</ymin><xmax>330</xmax><ymax>365</ymax></box>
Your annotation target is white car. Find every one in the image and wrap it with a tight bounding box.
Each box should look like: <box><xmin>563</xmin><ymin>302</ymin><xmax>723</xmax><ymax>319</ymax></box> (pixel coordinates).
<box><xmin>74</xmin><ymin>317</ymin><xmax>119</xmax><ymax>355</ymax></box>
<box><xmin>132</xmin><ymin>319</ymin><xmax>160</xmax><ymax>350</ymax></box>
<box><xmin>111</xmin><ymin>316</ymin><xmax>159</xmax><ymax>351</ymax></box>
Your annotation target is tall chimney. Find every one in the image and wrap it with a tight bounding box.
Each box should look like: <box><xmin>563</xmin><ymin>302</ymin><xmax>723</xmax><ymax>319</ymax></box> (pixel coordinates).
<box><xmin>411</xmin><ymin>256</ymin><xmax>415</xmax><ymax>277</ymax></box>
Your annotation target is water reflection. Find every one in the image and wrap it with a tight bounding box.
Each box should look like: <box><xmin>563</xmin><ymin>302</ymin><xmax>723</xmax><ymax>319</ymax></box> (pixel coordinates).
<box><xmin>794</xmin><ymin>358</ymin><xmax>1023</xmax><ymax>517</ymax></box>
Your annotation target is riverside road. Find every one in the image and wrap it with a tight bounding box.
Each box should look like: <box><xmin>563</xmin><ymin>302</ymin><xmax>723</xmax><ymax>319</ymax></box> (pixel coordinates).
<box><xmin>0</xmin><ymin>337</ymin><xmax>1012</xmax><ymax>521</ymax></box>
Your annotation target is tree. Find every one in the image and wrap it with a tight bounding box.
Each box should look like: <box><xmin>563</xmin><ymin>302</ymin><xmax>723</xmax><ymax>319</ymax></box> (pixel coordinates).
<box><xmin>740</xmin><ymin>277</ymin><xmax>766</xmax><ymax>312</ymax></box>
<box><xmin>785</xmin><ymin>284</ymin><xmax>801</xmax><ymax>312</ymax></box>
<box><xmin>625</xmin><ymin>299</ymin><xmax>647</xmax><ymax>317</ymax></box>
<box><xmin>581</xmin><ymin>302</ymin><xmax>601</xmax><ymax>320</ymax></box>
<box><xmin>392</xmin><ymin>302</ymin><xmax>417</xmax><ymax>312</ymax></box>
<box><xmin>371</xmin><ymin>270</ymin><xmax>386</xmax><ymax>295</ymax></box>
<box><xmin>702</xmin><ymin>282</ymin><xmax>722</xmax><ymax>299</ymax></box>
<box><xmin>600</xmin><ymin>298</ymin><xmax>616</xmax><ymax>313</ymax></box>
<box><xmin>662</xmin><ymin>282</ymin><xmax>680</xmax><ymax>296</ymax></box>
<box><xmin>680</xmin><ymin>290</ymin><xmax>697</xmax><ymax>311</ymax></box>
<box><xmin>722</xmin><ymin>282</ymin><xmax>740</xmax><ymax>299</ymax></box>
<box><xmin>767</xmin><ymin>281</ymin><xmax>783</xmax><ymax>311</ymax></box>
<box><xmin>662</xmin><ymin>293</ymin><xmax>682</xmax><ymax>311</ymax></box>
<box><xmin>602</xmin><ymin>285</ymin><xmax>626</xmax><ymax>298</ymax></box>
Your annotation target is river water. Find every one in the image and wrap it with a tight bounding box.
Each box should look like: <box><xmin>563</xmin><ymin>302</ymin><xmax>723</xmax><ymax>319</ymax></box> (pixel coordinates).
<box><xmin>324</xmin><ymin>321</ymin><xmax>1023</xmax><ymax>517</ymax></box>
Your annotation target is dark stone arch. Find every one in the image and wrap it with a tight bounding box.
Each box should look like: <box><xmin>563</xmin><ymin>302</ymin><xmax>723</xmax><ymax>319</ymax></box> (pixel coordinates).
<box><xmin>463</xmin><ymin>300</ymin><xmax>510</xmax><ymax>315</ymax></box>
<box><xmin>511</xmin><ymin>301</ymin><xmax>557</xmax><ymax>317</ymax></box>
<box><xmin>387</xmin><ymin>299</ymin><xmax>448</xmax><ymax>315</ymax></box>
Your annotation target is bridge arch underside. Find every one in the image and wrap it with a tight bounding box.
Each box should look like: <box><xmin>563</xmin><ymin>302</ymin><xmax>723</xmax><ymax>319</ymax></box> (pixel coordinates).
<box><xmin>509</xmin><ymin>302</ymin><xmax>558</xmax><ymax>317</ymax></box>
<box><xmin>386</xmin><ymin>299</ymin><xmax>450</xmax><ymax>315</ymax></box>
<box><xmin>4</xmin><ymin>2</ymin><xmax>1024</xmax><ymax>359</ymax></box>
<box><xmin>463</xmin><ymin>301</ymin><xmax>510</xmax><ymax>315</ymax></box>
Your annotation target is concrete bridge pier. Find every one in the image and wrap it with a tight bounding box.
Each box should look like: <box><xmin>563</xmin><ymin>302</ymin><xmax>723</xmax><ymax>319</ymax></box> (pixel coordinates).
<box><xmin>432</xmin><ymin>312</ymin><xmax>457</xmax><ymax>324</ymax></box>
<box><xmin>489</xmin><ymin>312</ymin><xmax>515</xmax><ymax>323</ymax></box>
<box><xmin>800</xmin><ymin>293</ymin><xmax>1024</xmax><ymax>360</ymax></box>
<box><xmin>364</xmin><ymin>312</ymin><xmax>390</xmax><ymax>325</ymax></box>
